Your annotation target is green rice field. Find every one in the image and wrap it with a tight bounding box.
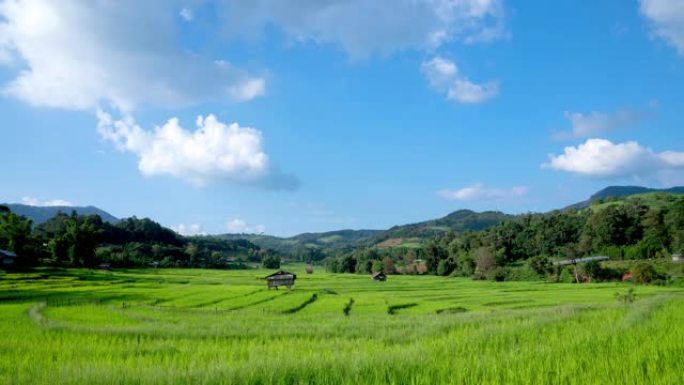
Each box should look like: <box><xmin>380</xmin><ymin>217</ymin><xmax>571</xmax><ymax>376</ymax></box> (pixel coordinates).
<box><xmin>1</xmin><ymin>265</ymin><xmax>684</xmax><ymax>384</ymax></box>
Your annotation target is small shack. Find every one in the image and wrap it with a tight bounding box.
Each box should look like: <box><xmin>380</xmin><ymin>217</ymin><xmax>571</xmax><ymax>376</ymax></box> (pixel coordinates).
<box><xmin>673</xmin><ymin>254</ymin><xmax>683</xmax><ymax>262</ymax></box>
<box><xmin>0</xmin><ymin>249</ymin><xmax>17</xmax><ymax>268</ymax></box>
<box><xmin>265</xmin><ymin>270</ymin><xmax>296</xmax><ymax>289</ymax></box>
<box><xmin>371</xmin><ymin>272</ymin><xmax>387</xmax><ymax>282</ymax></box>
<box><xmin>305</xmin><ymin>265</ymin><xmax>314</xmax><ymax>274</ymax></box>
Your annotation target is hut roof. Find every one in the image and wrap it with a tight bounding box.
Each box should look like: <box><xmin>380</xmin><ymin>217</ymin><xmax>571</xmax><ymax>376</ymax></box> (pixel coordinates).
<box><xmin>0</xmin><ymin>249</ymin><xmax>16</xmax><ymax>258</ymax></box>
<box><xmin>372</xmin><ymin>272</ymin><xmax>387</xmax><ymax>280</ymax></box>
<box><xmin>265</xmin><ymin>270</ymin><xmax>297</xmax><ymax>279</ymax></box>
<box><xmin>553</xmin><ymin>256</ymin><xmax>609</xmax><ymax>266</ymax></box>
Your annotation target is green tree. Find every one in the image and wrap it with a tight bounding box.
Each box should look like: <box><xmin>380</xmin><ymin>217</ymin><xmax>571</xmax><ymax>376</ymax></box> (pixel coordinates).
<box><xmin>0</xmin><ymin>212</ymin><xmax>34</xmax><ymax>265</ymax></box>
<box><xmin>632</xmin><ymin>262</ymin><xmax>657</xmax><ymax>284</ymax></box>
<box><xmin>528</xmin><ymin>255</ymin><xmax>552</xmax><ymax>276</ymax></box>
<box><xmin>261</xmin><ymin>254</ymin><xmax>280</xmax><ymax>269</ymax></box>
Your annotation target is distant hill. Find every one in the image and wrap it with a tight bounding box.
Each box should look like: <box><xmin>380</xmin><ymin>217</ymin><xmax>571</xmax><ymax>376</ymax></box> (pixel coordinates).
<box><xmin>373</xmin><ymin>210</ymin><xmax>511</xmax><ymax>243</ymax></box>
<box><xmin>218</xmin><ymin>210</ymin><xmax>511</xmax><ymax>255</ymax></box>
<box><xmin>3</xmin><ymin>204</ymin><xmax>119</xmax><ymax>225</ymax></box>
<box><xmin>567</xmin><ymin>186</ymin><xmax>684</xmax><ymax>210</ymax></box>
<box><xmin>218</xmin><ymin>229</ymin><xmax>382</xmax><ymax>256</ymax></box>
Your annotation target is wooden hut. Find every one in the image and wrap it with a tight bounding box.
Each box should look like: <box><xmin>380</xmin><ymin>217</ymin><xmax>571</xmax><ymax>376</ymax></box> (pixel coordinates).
<box><xmin>305</xmin><ymin>265</ymin><xmax>314</xmax><ymax>274</ymax></box>
<box><xmin>0</xmin><ymin>249</ymin><xmax>17</xmax><ymax>268</ymax></box>
<box><xmin>265</xmin><ymin>270</ymin><xmax>296</xmax><ymax>289</ymax></box>
<box><xmin>371</xmin><ymin>272</ymin><xmax>387</xmax><ymax>282</ymax></box>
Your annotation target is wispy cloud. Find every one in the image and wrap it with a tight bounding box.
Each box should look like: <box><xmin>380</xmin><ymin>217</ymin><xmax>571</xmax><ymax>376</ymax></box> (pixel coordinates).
<box><xmin>227</xmin><ymin>219</ymin><xmax>266</xmax><ymax>234</ymax></box>
<box><xmin>21</xmin><ymin>197</ymin><xmax>73</xmax><ymax>207</ymax></box>
<box><xmin>0</xmin><ymin>0</ymin><xmax>265</xmax><ymax>111</ymax></box>
<box><xmin>172</xmin><ymin>223</ymin><xmax>206</xmax><ymax>236</ymax></box>
<box><xmin>179</xmin><ymin>7</ymin><xmax>193</xmax><ymax>22</ymax></box>
<box><xmin>639</xmin><ymin>0</ymin><xmax>684</xmax><ymax>55</ymax></box>
<box><xmin>553</xmin><ymin>108</ymin><xmax>650</xmax><ymax>140</ymax></box>
<box><xmin>421</xmin><ymin>57</ymin><xmax>499</xmax><ymax>104</ymax></box>
<box><xmin>438</xmin><ymin>183</ymin><xmax>527</xmax><ymax>202</ymax></box>
<box><xmin>220</xmin><ymin>0</ymin><xmax>506</xmax><ymax>58</ymax></box>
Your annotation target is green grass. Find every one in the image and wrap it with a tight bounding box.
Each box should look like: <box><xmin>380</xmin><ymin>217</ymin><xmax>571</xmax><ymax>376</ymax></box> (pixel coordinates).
<box><xmin>1</xmin><ymin>264</ymin><xmax>684</xmax><ymax>384</ymax></box>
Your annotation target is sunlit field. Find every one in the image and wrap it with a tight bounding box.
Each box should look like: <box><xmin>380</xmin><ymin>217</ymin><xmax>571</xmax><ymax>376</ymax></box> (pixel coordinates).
<box><xmin>1</xmin><ymin>265</ymin><xmax>683</xmax><ymax>384</ymax></box>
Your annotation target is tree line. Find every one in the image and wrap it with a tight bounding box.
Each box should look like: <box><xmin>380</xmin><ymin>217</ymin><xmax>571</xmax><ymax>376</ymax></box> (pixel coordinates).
<box><xmin>0</xmin><ymin>206</ymin><xmax>281</xmax><ymax>269</ymax></box>
<box><xmin>323</xmin><ymin>194</ymin><xmax>684</xmax><ymax>282</ymax></box>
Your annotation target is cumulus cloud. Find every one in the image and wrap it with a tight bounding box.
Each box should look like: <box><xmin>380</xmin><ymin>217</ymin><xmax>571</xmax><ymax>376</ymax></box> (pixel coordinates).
<box><xmin>640</xmin><ymin>0</ymin><xmax>684</xmax><ymax>54</ymax></box>
<box><xmin>0</xmin><ymin>0</ymin><xmax>265</xmax><ymax>111</ymax></box>
<box><xmin>220</xmin><ymin>0</ymin><xmax>506</xmax><ymax>58</ymax></box>
<box><xmin>96</xmin><ymin>110</ymin><xmax>298</xmax><ymax>189</ymax></box>
<box><xmin>227</xmin><ymin>218</ymin><xmax>266</xmax><ymax>234</ymax></box>
<box><xmin>543</xmin><ymin>138</ymin><xmax>684</xmax><ymax>180</ymax></box>
<box><xmin>172</xmin><ymin>223</ymin><xmax>206</xmax><ymax>236</ymax></box>
<box><xmin>21</xmin><ymin>197</ymin><xmax>73</xmax><ymax>207</ymax></box>
<box><xmin>554</xmin><ymin>108</ymin><xmax>646</xmax><ymax>140</ymax></box>
<box><xmin>421</xmin><ymin>56</ymin><xmax>499</xmax><ymax>103</ymax></box>
<box><xmin>438</xmin><ymin>183</ymin><xmax>527</xmax><ymax>202</ymax></box>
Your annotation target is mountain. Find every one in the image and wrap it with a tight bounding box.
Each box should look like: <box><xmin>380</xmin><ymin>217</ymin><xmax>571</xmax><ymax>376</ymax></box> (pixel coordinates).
<box><xmin>217</xmin><ymin>229</ymin><xmax>383</xmax><ymax>256</ymax></box>
<box><xmin>374</xmin><ymin>210</ymin><xmax>511</xmax><ymax>242</ymax></box>
<box><xmin>3</xmin><ymin>204</ymin><xmax>119</xmax><ymax>225</ymax></box>
<box><xmin>217</xmin><ymin>210</ymin><xmax>512</xmax><ymax>255</ymax></box>
<box><xmin>566</xmin><ymin>186</ymin><xmax>684</xmax><ymax>210</ymax></box>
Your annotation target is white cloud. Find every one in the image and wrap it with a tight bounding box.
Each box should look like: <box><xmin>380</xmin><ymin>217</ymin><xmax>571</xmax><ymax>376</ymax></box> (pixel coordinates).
<box><xmin>554</xmin><ymin>109</ymin><xmax>644</xmax><ymax>139</ymax></box>
<box><xmin>179</xmin><ymin>7</ymin><xmax>193</xmax><ymax>22</ymax></box>
<box><xmin>227</xmin><ymin>218</ymin><xmax>266</xmax><ymax>234</ymax></box>
<box><xmin>421</xmin><ymin>56</ymin><xmax>499</xmax><ymax>104</ymax></box>
<box><xmin>220</xmin><ymin>0</ymin><xmax>506</xmax><ymax>58</ymax></box>
<box><xmin>543</xmin><ymin>138</ymin><xmax>684</xmax><ymax>180</ymax></box>
<box><xmin>21</xmin><ymin>197</ymin><xmax>73</xmax><ymax>207</ymax></box>
<box><xmin>228</xmin><ymin>78</ymin><xmax>266</xmax><ymax>102</ymax></box>
<box><xmin>438</xmin><ymin>183</ymin><xmax>527</xmax><ymax>201</ymax></box>
<box><xmin>448</xmin><ymin>78</ymin><xmax>500</xmax><ymax>104</ymax></box>
<box><xmin>640</xmin><ymin>0</ymin><xmax>684</xmax><ymax>54</ymax></box>
<box><xmin>96</xmin><ymin>110</ymin><xmax>298</xmax><ymax>189</ymax></box>
<box><xmin>172</xmin><ymin>223</ymin><xmax>206</xmax><ymax>236</ymax></box>
<box><xmin>0</xmin><ymin>0</ymin><xmax>265</xmax><ymax>111</ymax></box>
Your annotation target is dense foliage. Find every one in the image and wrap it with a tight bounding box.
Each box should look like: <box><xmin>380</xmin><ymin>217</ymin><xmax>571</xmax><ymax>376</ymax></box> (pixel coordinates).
<box><xmin>0</xmin><ymin>209</ymin><xmax>280</xmax><ymax>269</ymax></box>
<box><xmin>324</xmin><ymin>193</ymin><xmax>684</xmax><ymax>282</ymax></box>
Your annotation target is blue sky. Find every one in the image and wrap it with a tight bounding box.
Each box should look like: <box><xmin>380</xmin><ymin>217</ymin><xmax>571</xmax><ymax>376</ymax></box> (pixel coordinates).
<box><xmin>1</xmin><ymin>0</ymin><xmax>683</xmax><ymax>236</ymax></box>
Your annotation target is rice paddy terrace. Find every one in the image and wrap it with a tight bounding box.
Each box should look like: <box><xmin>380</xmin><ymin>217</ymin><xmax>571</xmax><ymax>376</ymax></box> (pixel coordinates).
<box><xmin>1</xmin><ymin>265</ymin><xmax>684</xmax><ymax>384</ymax></box>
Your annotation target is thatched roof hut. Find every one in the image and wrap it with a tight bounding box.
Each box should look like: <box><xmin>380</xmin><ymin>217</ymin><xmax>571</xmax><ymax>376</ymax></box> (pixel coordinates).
<box><xmin>371</xmin><ymin>272</ymin><xmax>387</xmax><ymax>282</ymax></box>
<box><xmin>0</xmin><ymin>249</ymin><xmax>17</xmax><ymax>267</ymax></box>
<box><xmin>265</xmin><ymin>270</ymin><xmax>296</xmax><ymax>289</ymax></box>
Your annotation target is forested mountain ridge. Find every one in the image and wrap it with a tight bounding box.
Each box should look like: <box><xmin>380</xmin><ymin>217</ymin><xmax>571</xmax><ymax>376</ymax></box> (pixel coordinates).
<box><xmin>219</xmin><ymin>187</ymin><xmax>684</xmax><ymax>256</ymax></box>
<box><xmin>566</xmin><ymin>186</ymin><xmax>684</xmax><ymax>210</ymax></box>
<box><xmin>3</xmin><ymin>204</ymin><xmax>119</xmax><ymax>225</ymax></box>
<box><xmin>218</xmin><ymin>210</ymin><xmax>513</xmax><ymax>255</ymax></box>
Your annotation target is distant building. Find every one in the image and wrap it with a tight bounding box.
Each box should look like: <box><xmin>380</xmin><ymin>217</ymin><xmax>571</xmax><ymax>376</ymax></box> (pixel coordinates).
<box><xmin>372</xmin><ymin>272</ymin><xmax>387</xmax><ymax>282</ymax></box>
<box><xmin>265</xmin><ymin>270</ymin><xmax>296</xmax><ymax>289</ymax></box>
<box><xmin>673</xmin><ymin>254</ymin><xmax>683</xmax><ymax>262</ymax></box>
<box><xmin>0</xmin><ymin>249</ymin><xmax>17</xmax><ymax>268</ymax></box>
<box><xmin>305</xmin><ymin>265</ymin><xmax>314</xmax><ymax>274</ymax></box>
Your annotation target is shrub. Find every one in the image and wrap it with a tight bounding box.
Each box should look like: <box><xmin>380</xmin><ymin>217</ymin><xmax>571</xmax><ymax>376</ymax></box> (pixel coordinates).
<box><xmin>615</xmin><ymin>288</ymin><xmax>636</xmax><ymax>304</ymax></box>
<box><xmin>632</xmin><ymin>262</ymin><xmax>656</xmax><ymax>284</ymax></box>
<box><xmin>261</xmin><ymin>255</ymin><xmax>280</xmax><ymax>269</ymax></box>
<box><xmin>487</xmin><ymin>267</ymin><xmax>508</xmax><ymax>282</ymax></box>
<box><xmin>558</xmin><ymin>266</ymin><xmax>576</xmax><ymax>283</ymax></box>
<box><xmin>342</xmin><ymin>298</ymin><xmax>354</xmax><ymax>316</ymax></box>
<box><xmin>528</xmin><ymin>256</ymin><xmax>552</xmax><ymax>276</ymax></box>
<box><xmin>583</xmin><ymin>260</ymin><xmax>604</xmax><ymax>281</ymax></box>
